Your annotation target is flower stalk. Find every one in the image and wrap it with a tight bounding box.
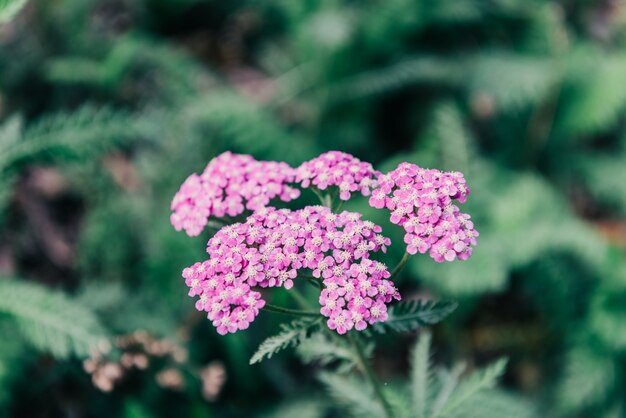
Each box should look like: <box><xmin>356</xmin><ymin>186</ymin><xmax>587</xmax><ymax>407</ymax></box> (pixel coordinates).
<box><xmin>262</xmin><ymin>304</ymin><xmax>320</xmax><ymax>317</ymax></box>
<box><xmin>389</xmin><ymin>252</ymin><xmax>411</xmax><ymax>282</ymax></box>
<box><xmin>347</xmin><ymin>332</ymin><xmax>394</xmax><ymax>418</ymax></box>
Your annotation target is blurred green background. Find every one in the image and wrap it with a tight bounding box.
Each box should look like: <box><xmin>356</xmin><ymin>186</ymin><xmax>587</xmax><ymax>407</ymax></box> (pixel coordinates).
<box><xmin>1</xmin><ymin>0</ymin><xmax>626</xmax><ymax>417</ymax></box>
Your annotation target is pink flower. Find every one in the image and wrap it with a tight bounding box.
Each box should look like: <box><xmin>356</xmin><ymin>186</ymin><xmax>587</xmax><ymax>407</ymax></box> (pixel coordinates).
<box><xmin>182</xmin><ymin>205</ymin><xmax>397</xmax><ymax>335</ymax></box>
<box><xmin>174</xmin><ymin>153</ymin><xmax>480</xmax><ymax>335</ymax></box>
<box><xmin>296</xmin><ymin>151</ymin><xmax>380</xmax><ymax>201</ymax></box>
<box><xmin>171</xmin><ymin>152</ymin><xmax>300</xmax><ymax>236</ymax></box>
<box><xmin>369</xmin><ymin>163</ymin><xmax>478</xmax><ymax>263</ymax></box>
<box><xmin>368</xmin><ymin>188</ymin><xmax>387</xmax><ymax>209</ymax></box>
<box><xmin>327</xmin><ymin>310</ymin><xmax>354</xmax><ymax>335</ymax></box>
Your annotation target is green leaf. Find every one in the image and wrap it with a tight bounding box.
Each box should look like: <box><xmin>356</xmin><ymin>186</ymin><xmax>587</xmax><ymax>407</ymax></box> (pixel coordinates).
<box><xmin>46</xmin><ymin>58</ymin><xmax>107</xmax><ymax>87</ymax></box>
<box><xmin>430</xmin><ymin>363</ymin><xmax>466</xmax><ymax>417</ymax></box>
<box><xmin>124</xmin><ymin>399</ymin><xmax>155</xmax><ymax>418</ymax></box>
<box><xmin>573</xmin><ymin>152</ymin><xmax>626</xmax><ymax>214</ymax></box>
<box><xmin>261</xmin><ymin>399</ymin><xmax>327</xmax><ymax>418</ymax></box>
<box><xmin>557</xmin><ymin>49</ymin><xmax>626</xmax><ymax>136</ymax></box>
<box><xmin>372</xmin><ymin>300</ymin><xmax>458</xmax><ymax>333</ymax></box>
<box><xmin>0</xmin><ymin>174</ymin><xmax>15</xmax><ymax>227</ymax></box>
<box><xmin>412</xmin><ymin>235</ymin><xmax>509</xmax><ymax>297</ymax></box>
<box><xmin>0</xmin><ymin>115</ymin><xmax>23</xmax><ymax>152</ymax></box>
<box><xmin>329</xmin><ymin>56</ymin><xmax>460</xmax><ymax>101</ymax></box>
<box><xmin>411</xmin><ymin>331</ymin><xmax>433</xmax><ymax>418</ymax></box>
<box><xmin>249</xmin><ymin>317</ymin><xmax>321</xmax><ymax>364</ymax></box>
<box><xmin>0</xmin><ymin>105</ymin><xmax>135</xmax><ymax>173</ymax></box>
<box><xmin>0</xmin><ymin>321</ymin><xmax>25</xmax><ymax>409</ymax></box>
<box><xmin>296</xmin><ymin>331</ymin><xmax>362</xmax><ymax>372</ymax></box>
<box><xmin>442</xmin><ymin>389</ymin><xmax>539</xmax><ymax>418</ymax></box>
<box><xmin>0</xmin><ymin>278</ymin><xmax>109</xmax><ymax>359</ymax></box>
<box><xmin>556</xmin><ymin>347</ymin><xmax>615</xmax><ymax>414</ymax></box>
<box><xmin>465</xmin><ymin>53</ymin><xmax>556</xmax><ymax>111</ymax></box>
<box><xmin>436</xmin><ymin>359</ymin><xmax>508</xmax><ymax>417</ymax></box>
<box><xmin>181</xmin><ymin>92</ymin><xmax>320</xmax><ymax>166</ymax></box>
<box><xmin>0</xmin><ymin>0</ymin><xmax>27</xmax><ymax>23</ymax></box>
<box><xmin>318</xmin><ymin>372</ymin><xmax>387</xmax><ymax>418</ymax></box>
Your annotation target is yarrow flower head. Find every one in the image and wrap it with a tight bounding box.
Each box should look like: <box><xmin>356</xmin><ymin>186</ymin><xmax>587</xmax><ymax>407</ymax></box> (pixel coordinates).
<box><xmin>369</xmin><ymin>162</ymin><xmax>478</xmax><ymax>262</ymax></box>
<box><xmin>171</xmin><ymin>152</ymin><xmax>300</xmax><ymax>236</ymax></box>
<box><xmin>183</xmin><ymin>206</ymin><xmax>398</xmax><ymax>335</ymax></box>
<box><xmin>172</xmin><ymin>151</ymin><xmax>478</xmax><ymax>337</ymax></box>
<box><xmin>296</xmin><ymin>151</ymin><xmax>380</xmax><ymax>201</ymax></box>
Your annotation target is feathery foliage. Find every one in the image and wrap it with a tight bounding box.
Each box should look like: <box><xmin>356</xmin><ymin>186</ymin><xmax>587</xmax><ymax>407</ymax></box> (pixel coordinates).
<box><xmin>436</xmin><ymin>359</ymin><xmax>508</xmax><ymax>417</ymax></box>
<box><xmin>410</xmin><ymin>331</ymin><xmax>434</xmax><ymax>418</ymax></box>
<box><xmin>0</xmin><ymin>278</ymin><xmax>108</xmax><ymax>358</ymax></box>
<box><xmin>0</xmin><ymin>0</ymin><xmax>27</xmax><ymax>23</ymax></box>
<box><xmin>250</xmin><ymin>317</ymin><xmax>322</xmax><ymax>364</ymax></box>
<box><xmin>556</xmin><ymin>346</ymin><xmax>616</xmax><ymax>414</ymax></box>
<box><xmin>396</xmin><ymin>333</ymin><xmax>535</xmax><ymax>418</ymax></box>
<box><xmin>318</xmin><ymin>331</ymin><xmax>534</xmax><ymax>418</ymax></box>
<box><xmin>372</xmin><ymin>300</ymin><xmax>458</xmax><ymax>333</ymax></box>
<box><xmin>0</xmin><ymin>105</ymin><xmax>135</xmax><ymax>174</ymax></box>
<box><xmin>296</xmin><ymin>332</ymin><xmax>364</xmax><ymax>372</ymax></box>
<box><xmin>318</xmin><ymin>372</ymin><xmax>387</xmax><ymax>418</ymax></box>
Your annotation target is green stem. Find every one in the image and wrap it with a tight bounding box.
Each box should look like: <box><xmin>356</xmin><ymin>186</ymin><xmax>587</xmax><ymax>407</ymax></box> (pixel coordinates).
<box><xmin>304</xmin><ymin>277</ymin><xmax>323</xmax><ymax>289</ymax></box>
<box><xmin>262</xmin><ymin>304</ymin><xmax>320</xmax><ymax>317</ymax></box>
<box><xmin>310</xmin><ymin>186</ymin><xmax>334</xmax><ymax>208</ymax></box>
<box><xmin>298</xmin><ymin>271</ymin><xmax>316</xmax><ymax>280</ymax></box>
<box><xmin>389</xmin><ymin>252</ymin><xmax>411</xmax><ymax>282</ymax></box>
<box><xmin>310</xmin><ymin>187</ymin><xmax>327</xmax><ymax>206</ymax></box>
<box><xmin>322</xmin><ymin>193</ymin><xmax>333</xmax><ymax>208</ymax></box>
<box><xmin>347</xmin><ymin>333</ymin><xmax>393</xmax><ymax>418</ymax></box>
<box><xmin>206</xmin><ymin>219</ymin><xmax>229</xmax><ymax>231</ymax></box>
<box><xmin>297</xmin><ymin>272</ymin><xmax>323</xmax><ymax>288</ymax></box>
<box><xmin>288</xmin><ymin>286</ymin><xmax>313</xmax><ymax>309</ymax></box>
<box><xmin>334</xmin><ymin>199</ymin><xmax>345</xmax><ymax>213</ymax></box>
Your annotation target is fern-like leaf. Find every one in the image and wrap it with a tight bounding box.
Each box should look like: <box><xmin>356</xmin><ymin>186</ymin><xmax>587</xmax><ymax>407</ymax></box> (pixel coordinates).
<box><xmin>328</xmin><ymin>56</ymin><xmax>460</xmax><ymax>101</ymax></box>
<box><xmin>0</xmin><ymin>105</ymin><xmax>135</xmax><ymax>173</ymax></box>
<box><xmin>318</xmin><ymin>372</ymin><xmax>387</xmax><ymax>418</ymax></box>
<box><xmin>557</xmin><ymin>49</ymin><xmax>626</xmax><ymax>137</ymax></box>
<box><xmin>296</xmin><ymin>332</ymin><xmax>362</xmax><ymax>371</ymax></box>
<box><xmin>435</xmin><ymin>359</ymin><xmax>508</xmax><ymax>417</ymax></box>
<box><xmin>0</xmin><ymin>278</ymin><xmax>109</xmax><ymax>359</ymax></box>
<box><xmin>0</xmin><ymin>0</ymin><xmax>27</xmax><ymax>23</ymax></box>
<box><xmin>250</xmin><ymin>317</ymin><xmax>321</xmax><ymax>364</ymax></box>
<box><xmin>0</xmin><ymin>115</ymin><xmax>22</xmax><ymax>151</ymax></box>
<box><xmin>442</xmin><ymin>389</ymin><xmax>539</xmax><ymax>418</ymax></box>
<box><xmin>556</xmin><ymin>347</ymin><xmax>615</xmax><ymax>414</ymax></box>
<box><xmin>411</xmin><ymin>331</ymin><xmax>434</xmax><ymax>418</ymax></box>
<box><xmin>465</xmin><ymin>52</ymin><xmax>555</xmax><ymax>111</ymax></box>
<box><xmin>372</xmin><ymin>300</ymin><xmax>458</xmax><ymax>333</ymax></box>
<box><xmin>181</xmin><ymin>91</ymin><xmax>320</xmax><ymax>166</ymax></box>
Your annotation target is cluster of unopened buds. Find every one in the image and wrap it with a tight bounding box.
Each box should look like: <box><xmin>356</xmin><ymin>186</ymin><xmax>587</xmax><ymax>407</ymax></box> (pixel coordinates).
<box><xmin>83</xmin><ymin>331</ymin><xmax>188</xmax><ymax>393</ymax></box>
<box><xmin>83</xmin><ymin>331</ymin><xmax>228</xmax><ymax>400</ymax></box>
<box><xmin>172</xmin><ymin>151</ymin><xmax>479</xmax><ymax>335</ymax></box>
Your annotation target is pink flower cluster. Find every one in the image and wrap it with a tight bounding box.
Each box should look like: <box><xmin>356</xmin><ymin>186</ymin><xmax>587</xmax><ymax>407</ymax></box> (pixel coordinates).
<box><xmin>296</xmin><ymin>151</ymin><xmax>380</xmax><ymax>201</ymax></box>
<box><xmin>173</xmin><ymin>151</ymin><xmax>479</xmax><ymax>336</ymax></box>
<box><xmin>369</xmin><ymin>163</ymin><xmax>478</xmax><ymax>262</ymax></box>
<box><xmin>171</xmin><ymin>152</ymin><xmax>301</xmax><ymax>236</ymax></box>
<box><xmin>182</xmin><ymin>206</ymin><xmax>399</xmax><ymax>335</ymax></box>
